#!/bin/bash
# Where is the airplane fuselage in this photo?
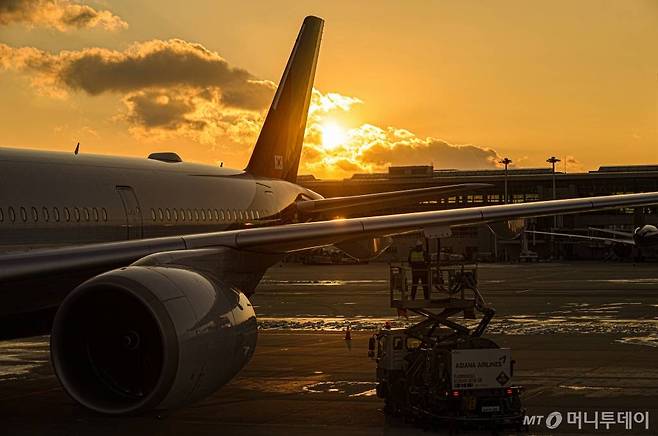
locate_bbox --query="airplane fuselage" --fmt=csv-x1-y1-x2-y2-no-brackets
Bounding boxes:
0,147,321,253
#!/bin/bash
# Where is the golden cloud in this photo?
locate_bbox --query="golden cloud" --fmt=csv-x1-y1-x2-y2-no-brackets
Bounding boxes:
299,93,504,178
0,0,127,31
0,39,276,105
1,38,523,177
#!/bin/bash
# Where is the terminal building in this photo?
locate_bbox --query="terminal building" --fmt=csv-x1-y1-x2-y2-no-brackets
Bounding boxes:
298,165,658,261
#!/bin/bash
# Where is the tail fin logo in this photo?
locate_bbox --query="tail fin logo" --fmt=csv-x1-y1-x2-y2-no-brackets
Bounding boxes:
274,155,284,170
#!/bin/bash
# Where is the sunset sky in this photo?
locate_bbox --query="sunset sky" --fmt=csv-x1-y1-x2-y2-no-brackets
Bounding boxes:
0,0,656,178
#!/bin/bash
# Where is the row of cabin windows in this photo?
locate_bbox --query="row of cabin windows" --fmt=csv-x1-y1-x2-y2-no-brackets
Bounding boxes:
0,206,108,224
419,193,543,206
150,208,266,223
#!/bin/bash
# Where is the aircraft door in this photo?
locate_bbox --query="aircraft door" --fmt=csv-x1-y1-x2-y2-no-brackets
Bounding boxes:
116,186,144,240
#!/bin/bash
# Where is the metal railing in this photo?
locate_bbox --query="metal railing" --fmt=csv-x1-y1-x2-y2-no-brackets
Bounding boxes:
389,262,479,305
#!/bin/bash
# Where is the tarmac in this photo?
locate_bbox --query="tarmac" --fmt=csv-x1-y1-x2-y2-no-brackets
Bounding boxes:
1,262,658,435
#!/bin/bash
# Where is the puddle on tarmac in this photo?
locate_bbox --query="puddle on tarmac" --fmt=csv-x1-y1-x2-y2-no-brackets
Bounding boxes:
303,381,377,397
0,338,50,380
585,278,658,285
560,385,623,392
258,315,658,341
557,384,658,397
616,336,658,347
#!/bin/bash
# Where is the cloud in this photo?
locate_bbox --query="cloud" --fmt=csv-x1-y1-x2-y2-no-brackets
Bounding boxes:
0,0,127,31
121,88,264,146
0,38,519,177
299,93,504,178
0,39,276,105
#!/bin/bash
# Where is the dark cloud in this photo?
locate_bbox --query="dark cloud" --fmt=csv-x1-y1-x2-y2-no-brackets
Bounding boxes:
121,87,264,145
0,39,276,108
0,0,127,31
123,89,204,131
361,139,501,169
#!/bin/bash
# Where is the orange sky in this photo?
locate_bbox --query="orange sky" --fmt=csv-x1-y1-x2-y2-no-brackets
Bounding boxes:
0,0,656,178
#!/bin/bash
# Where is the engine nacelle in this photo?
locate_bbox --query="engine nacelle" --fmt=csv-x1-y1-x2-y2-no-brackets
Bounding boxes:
50,266,257,415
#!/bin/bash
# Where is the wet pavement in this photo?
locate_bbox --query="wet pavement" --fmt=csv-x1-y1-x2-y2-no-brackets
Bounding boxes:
2,262,658,435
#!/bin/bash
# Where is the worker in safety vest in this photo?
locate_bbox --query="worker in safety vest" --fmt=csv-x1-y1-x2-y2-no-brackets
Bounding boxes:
408,240,429,299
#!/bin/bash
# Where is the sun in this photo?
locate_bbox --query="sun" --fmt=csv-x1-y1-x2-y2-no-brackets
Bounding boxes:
321,122,347,150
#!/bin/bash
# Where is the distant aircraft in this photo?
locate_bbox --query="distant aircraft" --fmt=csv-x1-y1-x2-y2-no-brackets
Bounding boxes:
1,16,658,415
527,225,658,258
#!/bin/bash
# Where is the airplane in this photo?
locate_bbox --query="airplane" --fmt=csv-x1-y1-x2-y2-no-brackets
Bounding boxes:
1,15,658,416
527,225,658,257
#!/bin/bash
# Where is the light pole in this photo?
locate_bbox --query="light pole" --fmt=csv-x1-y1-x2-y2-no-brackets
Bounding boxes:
546,156,561,201
547,156,561,259
499,158,512,204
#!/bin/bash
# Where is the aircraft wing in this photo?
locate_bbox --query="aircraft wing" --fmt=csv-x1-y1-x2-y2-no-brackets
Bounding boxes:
1,191,657,283
525,230,636,245
296,183,492,216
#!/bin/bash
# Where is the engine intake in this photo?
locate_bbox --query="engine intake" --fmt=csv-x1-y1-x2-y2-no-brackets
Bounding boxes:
51,265,257,415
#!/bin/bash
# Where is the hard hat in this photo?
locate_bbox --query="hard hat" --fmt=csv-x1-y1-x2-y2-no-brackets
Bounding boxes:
415,239,424,247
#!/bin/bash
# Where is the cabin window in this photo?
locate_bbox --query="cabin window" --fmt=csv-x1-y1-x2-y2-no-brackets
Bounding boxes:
93,208,99,221
200,209,206,221
9,207,15,223
20,207,27,222
83,208,90,221
173,209,178,221
74,207,80,222
53,207,59,222
151,209,156,221
158,208,163,221
194,209,199,221
213,209,219,221
187,209,192,221
256,210,260,219
64,207,70,222
102,208,108,222
0,208,3,222
207,209,212,221
42,207,49,222
165,208,171,221
180,209,185,221
30,207,38,222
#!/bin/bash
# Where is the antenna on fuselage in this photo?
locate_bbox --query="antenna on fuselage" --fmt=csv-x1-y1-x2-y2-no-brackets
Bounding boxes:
220,161,223,167
74,142,80,155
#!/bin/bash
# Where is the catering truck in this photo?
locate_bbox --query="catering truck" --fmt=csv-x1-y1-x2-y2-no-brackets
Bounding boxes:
371,328,525,427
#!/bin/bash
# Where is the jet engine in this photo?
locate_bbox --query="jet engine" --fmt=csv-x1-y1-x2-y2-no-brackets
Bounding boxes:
50,265,257,415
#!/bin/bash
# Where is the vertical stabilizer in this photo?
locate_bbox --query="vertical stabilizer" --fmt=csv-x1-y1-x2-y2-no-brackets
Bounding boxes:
245,16,324,182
